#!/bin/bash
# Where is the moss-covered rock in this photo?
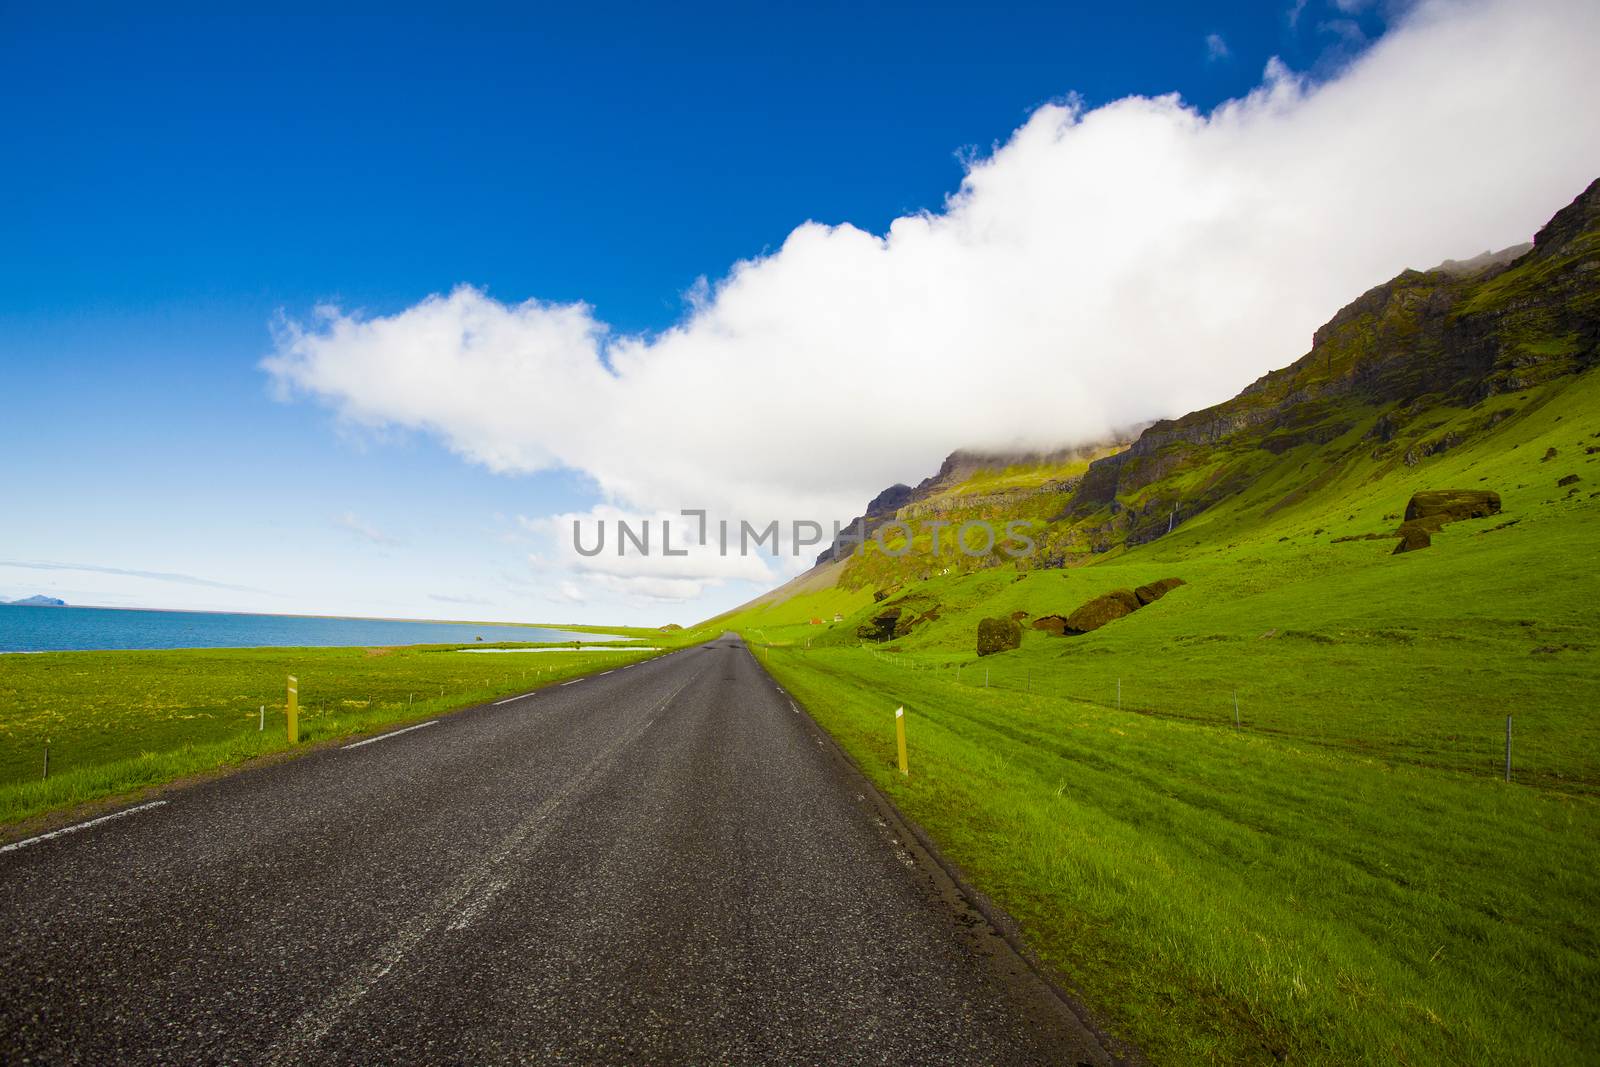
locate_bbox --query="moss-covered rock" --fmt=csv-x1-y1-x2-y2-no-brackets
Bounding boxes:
1031,614,1068,635
1064,589,1141,634
1393,523,1433,554
1134,577,1186,606
1404,490,1502,523
976,616,1022,656
856,606,902,642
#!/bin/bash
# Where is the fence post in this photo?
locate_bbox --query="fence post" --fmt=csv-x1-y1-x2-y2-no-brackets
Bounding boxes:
1234,692,1240,730
895,707,909,776
42,742,49,781
286,675,299,744
259,704,265,732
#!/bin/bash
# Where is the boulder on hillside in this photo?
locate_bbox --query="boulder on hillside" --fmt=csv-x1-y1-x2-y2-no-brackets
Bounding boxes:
1063,589,1141,634
1393,523,1432,554
1558,474,1581,486
856,606,902,642
976,616,1022,656
1134,577,1186,606
1031,614,1068,635
1403,490,1501,524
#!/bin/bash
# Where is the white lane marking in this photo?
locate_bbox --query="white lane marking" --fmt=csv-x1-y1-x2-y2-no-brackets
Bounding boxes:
0,801,168,855
560,678,584,686
493,693,536,705
599,670,614,676
342,721,438,750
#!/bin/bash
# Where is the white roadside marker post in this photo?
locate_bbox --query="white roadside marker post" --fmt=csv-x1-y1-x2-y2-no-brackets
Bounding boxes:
895,707,909,777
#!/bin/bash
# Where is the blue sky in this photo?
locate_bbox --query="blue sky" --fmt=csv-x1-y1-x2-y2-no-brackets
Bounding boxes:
3,1,1593,623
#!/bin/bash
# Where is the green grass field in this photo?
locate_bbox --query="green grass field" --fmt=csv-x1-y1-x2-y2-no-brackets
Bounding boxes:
0,629,711,828
728,370,1600,1063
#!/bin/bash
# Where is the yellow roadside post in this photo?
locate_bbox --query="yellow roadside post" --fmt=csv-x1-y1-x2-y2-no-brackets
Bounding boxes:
895,706,909,776
287,675,299,744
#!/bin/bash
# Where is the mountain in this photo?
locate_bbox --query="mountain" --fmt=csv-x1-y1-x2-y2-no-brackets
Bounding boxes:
6,595,67,607
767,175,1600,599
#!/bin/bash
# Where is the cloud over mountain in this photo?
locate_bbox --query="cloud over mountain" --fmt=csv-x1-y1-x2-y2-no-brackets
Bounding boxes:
266,0,1600,545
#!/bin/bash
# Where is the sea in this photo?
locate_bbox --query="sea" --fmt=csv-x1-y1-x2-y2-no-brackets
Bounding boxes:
0,604,605,654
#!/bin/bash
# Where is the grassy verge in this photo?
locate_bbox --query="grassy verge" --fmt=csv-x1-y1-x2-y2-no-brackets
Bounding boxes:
758,644,1597,1063
0,631,710,829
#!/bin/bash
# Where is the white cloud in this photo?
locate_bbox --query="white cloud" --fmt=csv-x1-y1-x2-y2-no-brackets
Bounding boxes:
266,0,1600,607
1206,33,1231,60
335,511,399,546
1320,17,1369,44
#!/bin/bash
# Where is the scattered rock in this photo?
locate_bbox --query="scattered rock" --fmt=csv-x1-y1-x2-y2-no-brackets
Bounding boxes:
1063,590,1141,634
1558,474,1581,486
1542,447,1558,461
1134,577,1186,606
1393,523,1432,554
1332,532,1398,543
1010,610,1029,621
1030,615,1068,635
857,606,903,642
1404,490,1502,523
976,616,1022,656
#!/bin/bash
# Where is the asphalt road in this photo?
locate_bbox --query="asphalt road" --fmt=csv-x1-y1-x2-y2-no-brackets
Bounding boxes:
0,634,1113,1065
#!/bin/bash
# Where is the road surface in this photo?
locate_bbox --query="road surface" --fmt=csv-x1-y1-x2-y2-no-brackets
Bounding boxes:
0,634,1113,1065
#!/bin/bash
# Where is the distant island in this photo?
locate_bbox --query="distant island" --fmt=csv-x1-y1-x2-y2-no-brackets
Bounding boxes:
5,595,67,607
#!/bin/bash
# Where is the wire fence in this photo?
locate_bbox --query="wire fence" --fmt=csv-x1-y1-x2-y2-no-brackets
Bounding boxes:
768,643,1594,795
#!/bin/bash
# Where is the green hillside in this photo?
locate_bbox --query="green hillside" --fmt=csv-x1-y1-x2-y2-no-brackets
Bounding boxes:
719,181,1600,1062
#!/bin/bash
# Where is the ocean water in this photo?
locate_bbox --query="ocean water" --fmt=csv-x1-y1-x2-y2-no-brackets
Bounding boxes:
0,605,607,653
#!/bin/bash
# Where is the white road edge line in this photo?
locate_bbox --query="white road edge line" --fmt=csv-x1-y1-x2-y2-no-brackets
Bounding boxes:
599,670,613,676
0,800,169,855
493,693,535,705
560,678,584,686
342,720,438,750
